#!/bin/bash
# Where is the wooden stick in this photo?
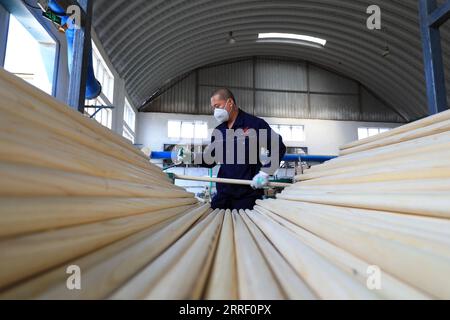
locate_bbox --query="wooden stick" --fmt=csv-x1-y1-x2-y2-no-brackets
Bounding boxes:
143,211,223,299
0,89,158,175
110,210,219,299
0,69,147,161
254,206,430,300
295,159,450,185
263,200,450,241
174,174,292,188
232,210,284,299
0,197,198,238
240,210,316,300
0,115,174,185
308,131,450,173
0,162,194,198
257,199,450,298
0,204,196,290
0,214,180,299
260,199,450,254
298,150,450,181
245,209,378,299
0,204,210,299
205,210,239,300
278,191,450,219
287,179,450,193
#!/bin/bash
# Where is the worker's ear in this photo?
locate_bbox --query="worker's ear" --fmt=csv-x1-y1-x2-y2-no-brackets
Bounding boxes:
227,98,234,110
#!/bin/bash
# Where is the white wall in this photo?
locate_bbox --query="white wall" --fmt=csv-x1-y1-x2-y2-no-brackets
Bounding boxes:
137,112,401,156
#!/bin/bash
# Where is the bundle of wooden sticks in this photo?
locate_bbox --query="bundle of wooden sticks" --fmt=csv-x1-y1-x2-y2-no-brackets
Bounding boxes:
0,68,449,299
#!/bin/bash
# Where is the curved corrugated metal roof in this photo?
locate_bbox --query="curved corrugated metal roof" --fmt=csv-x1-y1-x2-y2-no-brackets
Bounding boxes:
92,0,450,121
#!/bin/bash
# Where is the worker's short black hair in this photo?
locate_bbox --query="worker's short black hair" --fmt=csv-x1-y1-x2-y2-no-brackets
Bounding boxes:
211,87,236,104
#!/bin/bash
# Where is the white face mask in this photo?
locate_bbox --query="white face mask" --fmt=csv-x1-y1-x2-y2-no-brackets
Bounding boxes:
214,107,230,123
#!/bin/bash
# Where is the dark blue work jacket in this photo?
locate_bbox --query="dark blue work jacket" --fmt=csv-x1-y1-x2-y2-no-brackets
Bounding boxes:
206,109,286,201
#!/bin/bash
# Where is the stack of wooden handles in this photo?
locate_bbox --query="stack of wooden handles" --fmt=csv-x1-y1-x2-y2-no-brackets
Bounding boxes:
0,68,203,298
273,108,450,299
0,68,449,299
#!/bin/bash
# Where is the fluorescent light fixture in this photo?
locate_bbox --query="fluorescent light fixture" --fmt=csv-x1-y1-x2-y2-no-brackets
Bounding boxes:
258,33,327,47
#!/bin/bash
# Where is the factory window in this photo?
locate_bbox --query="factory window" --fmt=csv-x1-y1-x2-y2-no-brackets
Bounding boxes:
85,41,115,129
270,125,305,142
123,126,135,144
358,127,390,140
168,121,208,140
123,98,136,143
91,41,114,104
85,97,112,129
194,122,208,139
3,14,57,95
123,98,136,132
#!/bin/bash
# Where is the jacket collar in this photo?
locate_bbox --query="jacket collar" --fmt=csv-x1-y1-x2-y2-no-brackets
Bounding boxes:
218,108,245,130
232,108,246,129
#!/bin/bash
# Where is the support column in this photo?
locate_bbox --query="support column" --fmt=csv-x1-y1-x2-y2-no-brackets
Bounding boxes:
418,0,449,114
112,77,126,135
67,0,93,113
0,4,9,67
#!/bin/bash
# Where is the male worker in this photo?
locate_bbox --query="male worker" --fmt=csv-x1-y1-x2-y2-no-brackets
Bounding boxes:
201,88,286,210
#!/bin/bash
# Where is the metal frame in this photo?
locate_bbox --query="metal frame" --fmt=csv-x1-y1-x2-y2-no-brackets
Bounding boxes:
66,0,92,113
0,3,9,67
140,56,407,122
28,1,63,99
419,0,450,115
85,105,115,119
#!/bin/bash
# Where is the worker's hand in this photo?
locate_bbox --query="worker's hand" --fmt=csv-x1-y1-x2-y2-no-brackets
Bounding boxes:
251,171,269,189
